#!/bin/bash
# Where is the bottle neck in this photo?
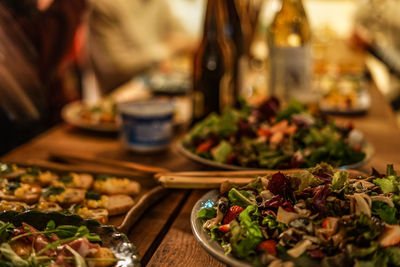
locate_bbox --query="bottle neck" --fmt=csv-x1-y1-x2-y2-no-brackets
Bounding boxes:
203,0,219,40
281,0,304,7
270,0,310,46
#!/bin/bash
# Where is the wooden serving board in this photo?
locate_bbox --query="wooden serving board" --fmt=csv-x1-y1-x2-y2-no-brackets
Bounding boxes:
3,161,168,234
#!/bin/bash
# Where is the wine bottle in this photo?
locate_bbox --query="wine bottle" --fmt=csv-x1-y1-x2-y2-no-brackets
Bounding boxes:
268,0,314,103
225,0,251,105
192,0,234,122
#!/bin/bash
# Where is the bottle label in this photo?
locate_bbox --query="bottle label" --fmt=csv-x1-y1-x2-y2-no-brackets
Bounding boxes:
237,55,249,98
269,45,316,103
193,91,205,119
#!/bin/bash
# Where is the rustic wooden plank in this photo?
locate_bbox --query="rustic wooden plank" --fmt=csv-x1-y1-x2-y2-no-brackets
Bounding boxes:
146,190,226,267
1,124,207,172
128,190,188,260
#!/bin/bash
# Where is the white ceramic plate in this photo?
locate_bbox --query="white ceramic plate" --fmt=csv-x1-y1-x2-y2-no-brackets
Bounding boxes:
319,89,371,115
61,101,119,132
191,189,252,267
177,140,374,170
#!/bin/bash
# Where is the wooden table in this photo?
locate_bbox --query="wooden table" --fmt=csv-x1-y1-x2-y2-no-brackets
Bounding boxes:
2,85,400,266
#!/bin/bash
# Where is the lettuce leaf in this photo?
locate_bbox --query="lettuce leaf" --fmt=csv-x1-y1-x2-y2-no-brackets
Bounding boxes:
240,177,265,194
374,178,397,194
211,141,232,163
198,207,217,220
231,205,263,259
228,188,255,208
290,170,322,192
373,165,400,194
219,109,239,136
330,171,349,191
276,99,305,121
371,201,397,224
261,214,286,232
188,113,219,139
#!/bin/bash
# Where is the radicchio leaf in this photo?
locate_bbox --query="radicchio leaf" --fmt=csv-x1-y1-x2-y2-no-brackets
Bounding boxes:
262,195,294,213
313,169,333,184
267,172,290,198
236,120,256,138
312,184,330,216
267,172,299,201
251,97,280,122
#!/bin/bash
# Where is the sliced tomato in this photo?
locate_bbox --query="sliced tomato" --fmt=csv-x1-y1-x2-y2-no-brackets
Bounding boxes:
223,205,244,225
218,224,230,234
196,140,214,153
284,125,298,135
257,128,271,137
257,240,277,256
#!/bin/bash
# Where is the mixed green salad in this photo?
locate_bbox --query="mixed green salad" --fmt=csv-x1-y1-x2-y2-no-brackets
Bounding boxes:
198,164,400,266
184,98,366,169
0,219,116,266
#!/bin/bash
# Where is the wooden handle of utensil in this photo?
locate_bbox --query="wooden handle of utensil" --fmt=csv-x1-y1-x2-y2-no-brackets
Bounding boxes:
155,169,367,178
50,152,170,174
155,169,304,178
156,169,367,189
157,175,255,189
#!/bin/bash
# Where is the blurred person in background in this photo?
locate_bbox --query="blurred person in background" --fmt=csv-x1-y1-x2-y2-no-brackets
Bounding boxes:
352,0,400,108
0,0,86,154
87,0,196,93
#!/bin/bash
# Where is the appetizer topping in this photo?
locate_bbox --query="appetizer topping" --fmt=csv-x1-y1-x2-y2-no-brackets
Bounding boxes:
0,163,17,175
33,202,62,212
93,177,140,195
77,207,109,224
86,195,109,209
5,181,20,193
14,184,34,198
86,191,102,201
42,186,65,197
38,171,56,185
42,187,85,206
0,201,27,212
53,173,94,189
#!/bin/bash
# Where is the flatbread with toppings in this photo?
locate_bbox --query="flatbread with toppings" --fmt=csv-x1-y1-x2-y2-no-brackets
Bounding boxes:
41,186,86,206
52,172,94,189
0,181,41,204
85,191,135,216
93,175,141,195
0,162,142,224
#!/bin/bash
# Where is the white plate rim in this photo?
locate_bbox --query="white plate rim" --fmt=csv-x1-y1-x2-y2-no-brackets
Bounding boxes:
177,139,374,171
61,101,119,132
190,189,252,267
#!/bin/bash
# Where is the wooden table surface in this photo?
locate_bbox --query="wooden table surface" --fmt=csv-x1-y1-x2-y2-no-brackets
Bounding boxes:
1,85,400,266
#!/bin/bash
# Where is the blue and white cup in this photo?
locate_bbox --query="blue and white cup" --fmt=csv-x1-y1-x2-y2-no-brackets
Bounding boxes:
118,100,174,152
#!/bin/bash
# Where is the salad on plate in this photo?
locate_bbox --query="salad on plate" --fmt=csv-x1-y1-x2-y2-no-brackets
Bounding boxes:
197,164,400,266
183,98,366,169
